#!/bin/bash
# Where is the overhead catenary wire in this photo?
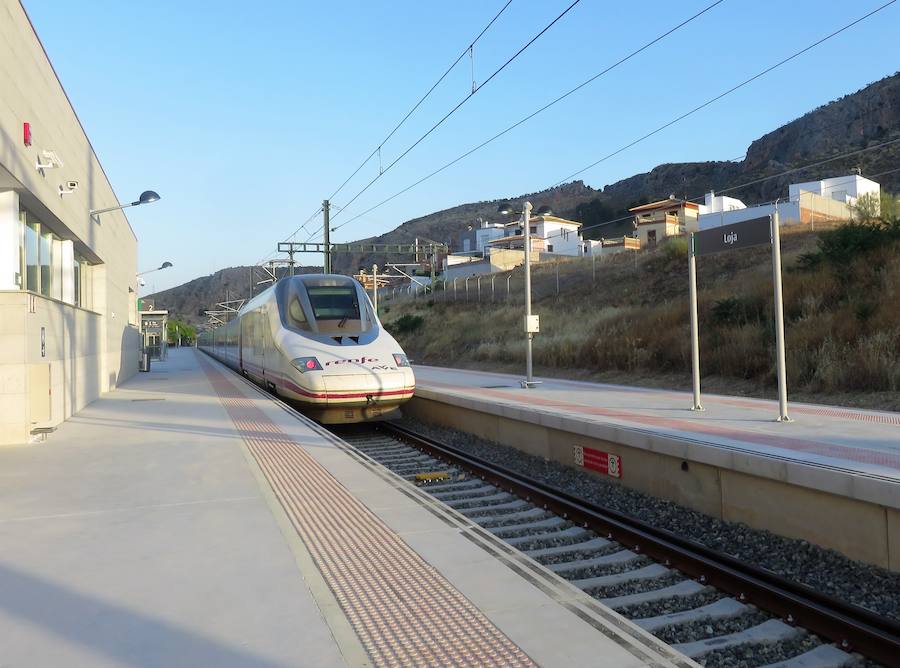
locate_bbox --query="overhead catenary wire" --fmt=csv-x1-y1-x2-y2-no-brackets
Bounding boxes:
552,0,897,187
325,0,584,229
280,204,323,247
329,0,895,234
327,0,727,235
325,0,514,205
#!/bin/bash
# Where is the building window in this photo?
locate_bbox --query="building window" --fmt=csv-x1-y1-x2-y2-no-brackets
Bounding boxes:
51,237,62,301
25,218,39,292
547,244,554,252
530,226,537,234
39,230,52,298
18,208,92,308
74,259,81,306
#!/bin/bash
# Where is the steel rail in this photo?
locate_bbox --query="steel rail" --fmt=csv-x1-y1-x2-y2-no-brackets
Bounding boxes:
379,422,900,666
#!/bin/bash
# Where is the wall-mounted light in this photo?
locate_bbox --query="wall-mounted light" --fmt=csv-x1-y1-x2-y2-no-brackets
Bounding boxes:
91,190,160,218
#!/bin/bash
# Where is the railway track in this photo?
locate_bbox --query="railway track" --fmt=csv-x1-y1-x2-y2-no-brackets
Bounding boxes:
336,422,900,668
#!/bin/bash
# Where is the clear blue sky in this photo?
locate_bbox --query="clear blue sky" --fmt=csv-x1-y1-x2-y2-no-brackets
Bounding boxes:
23,0,899,292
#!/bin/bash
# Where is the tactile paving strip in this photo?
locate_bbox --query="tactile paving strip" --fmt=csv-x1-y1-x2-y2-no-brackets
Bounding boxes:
200,358,536,668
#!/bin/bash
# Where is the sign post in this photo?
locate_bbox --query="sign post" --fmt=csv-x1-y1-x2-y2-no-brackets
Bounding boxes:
688,233,703,411
690,215,790,421
770,210,790,421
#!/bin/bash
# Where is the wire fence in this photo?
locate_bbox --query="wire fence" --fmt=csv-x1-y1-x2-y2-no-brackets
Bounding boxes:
376,216,852,308
379,246,642,306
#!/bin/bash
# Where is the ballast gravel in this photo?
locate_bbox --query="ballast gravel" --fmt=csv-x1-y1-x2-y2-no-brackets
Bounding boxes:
653,609,770,645
700,634,825,668
588,572,685,599
399,417,900,622
616,588,724,619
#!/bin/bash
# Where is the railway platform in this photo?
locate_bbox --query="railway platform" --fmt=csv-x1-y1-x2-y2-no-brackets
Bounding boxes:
409,366,900,571
0,347,693,668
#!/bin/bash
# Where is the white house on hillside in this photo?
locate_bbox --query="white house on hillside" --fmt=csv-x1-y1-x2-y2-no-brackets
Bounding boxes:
789,174,880,207
697,174,879,230
457,219,506,255
489,214,583,256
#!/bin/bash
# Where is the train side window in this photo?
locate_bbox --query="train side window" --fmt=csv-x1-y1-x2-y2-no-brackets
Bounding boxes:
288,297,310,330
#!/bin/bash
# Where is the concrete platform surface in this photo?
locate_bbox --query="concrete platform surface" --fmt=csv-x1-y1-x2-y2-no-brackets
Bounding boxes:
412,366,900,509
0,348,694,668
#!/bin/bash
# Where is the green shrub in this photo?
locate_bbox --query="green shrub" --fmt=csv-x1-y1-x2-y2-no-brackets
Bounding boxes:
803,220,900,271
855,302,876,323
662,236,689,260
710,295,765,326
388,314,425,335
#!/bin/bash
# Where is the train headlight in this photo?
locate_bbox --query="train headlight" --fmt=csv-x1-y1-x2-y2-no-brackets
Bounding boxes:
291,357,322,372
392,353,410,368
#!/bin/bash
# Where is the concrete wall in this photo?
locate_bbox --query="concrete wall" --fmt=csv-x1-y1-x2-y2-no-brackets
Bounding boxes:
698,194,851,231
0,0,139,443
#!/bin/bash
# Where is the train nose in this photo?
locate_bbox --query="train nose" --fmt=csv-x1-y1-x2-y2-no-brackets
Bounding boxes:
323,371,408,401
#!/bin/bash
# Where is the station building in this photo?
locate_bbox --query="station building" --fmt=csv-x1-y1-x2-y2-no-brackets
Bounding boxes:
0,0,140,444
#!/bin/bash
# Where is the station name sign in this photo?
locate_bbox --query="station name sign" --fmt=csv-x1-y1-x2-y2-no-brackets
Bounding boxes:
694,215,771,256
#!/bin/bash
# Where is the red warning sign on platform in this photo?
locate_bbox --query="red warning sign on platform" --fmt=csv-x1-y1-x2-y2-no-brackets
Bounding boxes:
573,445,622,479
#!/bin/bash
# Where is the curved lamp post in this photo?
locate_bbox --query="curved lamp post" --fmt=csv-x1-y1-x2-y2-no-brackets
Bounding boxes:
91,190,161,217
137,261,173,277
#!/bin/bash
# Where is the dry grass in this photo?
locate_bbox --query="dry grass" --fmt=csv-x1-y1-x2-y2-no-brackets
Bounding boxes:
382,227,900,410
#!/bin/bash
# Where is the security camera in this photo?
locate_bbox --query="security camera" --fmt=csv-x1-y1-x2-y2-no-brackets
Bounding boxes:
59,184,76,197
66,180,79,190
137,277,146,287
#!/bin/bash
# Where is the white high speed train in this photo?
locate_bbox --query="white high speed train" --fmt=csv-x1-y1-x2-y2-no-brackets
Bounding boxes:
198,274,415,423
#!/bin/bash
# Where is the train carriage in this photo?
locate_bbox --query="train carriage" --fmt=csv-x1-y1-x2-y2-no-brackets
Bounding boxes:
199,275,414,423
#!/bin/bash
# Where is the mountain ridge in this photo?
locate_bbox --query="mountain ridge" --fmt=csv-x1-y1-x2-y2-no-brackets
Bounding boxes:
148,72,900,324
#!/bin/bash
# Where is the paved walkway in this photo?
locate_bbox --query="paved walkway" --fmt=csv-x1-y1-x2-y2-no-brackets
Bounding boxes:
413,366,900,482
0,349,691,668
0,350,347,667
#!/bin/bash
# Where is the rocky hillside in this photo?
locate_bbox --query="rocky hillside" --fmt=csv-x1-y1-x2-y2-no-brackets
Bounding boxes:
340,71,899,263
153,72,899,321
333,180,601,272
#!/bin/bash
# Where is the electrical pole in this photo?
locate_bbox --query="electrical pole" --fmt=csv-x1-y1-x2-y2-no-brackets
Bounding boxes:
323,199,331,274
372,264,378,315
430,243,436,289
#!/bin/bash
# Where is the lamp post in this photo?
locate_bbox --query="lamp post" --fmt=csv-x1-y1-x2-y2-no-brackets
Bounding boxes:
137,261,173,277
90,190,161,218
498,201,540,388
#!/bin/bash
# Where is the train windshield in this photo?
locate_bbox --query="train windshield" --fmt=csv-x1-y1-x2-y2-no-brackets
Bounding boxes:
282,277,374,335
307,286,359,321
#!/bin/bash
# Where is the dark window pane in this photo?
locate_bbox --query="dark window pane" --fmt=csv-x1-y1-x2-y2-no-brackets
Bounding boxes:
40,232,51,297
307,286,359,320
25,221,39,292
